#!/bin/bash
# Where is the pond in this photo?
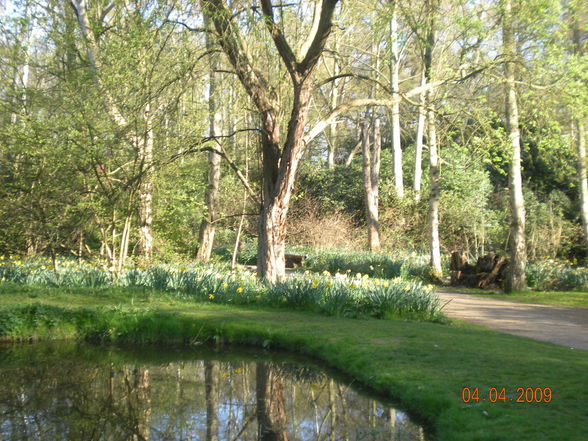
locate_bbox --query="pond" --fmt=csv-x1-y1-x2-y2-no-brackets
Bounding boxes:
0,342,427,441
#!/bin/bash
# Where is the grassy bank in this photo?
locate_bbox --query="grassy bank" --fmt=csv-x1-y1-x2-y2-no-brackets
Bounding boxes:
439,287,588,308
1,284,587,440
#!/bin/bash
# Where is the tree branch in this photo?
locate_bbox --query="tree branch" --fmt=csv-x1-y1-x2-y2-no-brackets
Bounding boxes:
260,0,298,79
298,0,339,76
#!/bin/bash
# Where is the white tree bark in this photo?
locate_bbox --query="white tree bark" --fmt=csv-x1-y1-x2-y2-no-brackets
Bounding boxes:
427,98,442,277
390,5,404,198
414,69,427,201
138,103,154,261
503,0,527,292
424,0,442,277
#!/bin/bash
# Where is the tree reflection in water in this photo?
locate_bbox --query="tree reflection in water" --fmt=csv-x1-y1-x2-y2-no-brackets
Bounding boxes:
0,344,426,441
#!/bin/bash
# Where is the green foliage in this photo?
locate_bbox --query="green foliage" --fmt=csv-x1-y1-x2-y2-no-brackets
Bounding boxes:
526,260,588,291
302,249,442,283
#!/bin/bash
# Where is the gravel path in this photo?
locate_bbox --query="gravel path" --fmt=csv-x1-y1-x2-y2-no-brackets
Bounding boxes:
435,291,588,351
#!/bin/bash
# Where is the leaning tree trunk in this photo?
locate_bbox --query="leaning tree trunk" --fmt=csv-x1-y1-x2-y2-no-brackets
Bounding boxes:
503,0,527,292
389,4,404,199
197,17,222,262
327,34,340,169
361,121,381,251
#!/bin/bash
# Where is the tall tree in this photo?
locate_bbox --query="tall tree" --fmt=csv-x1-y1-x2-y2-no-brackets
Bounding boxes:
424,0,442,277
502,0,527,291
361,120,382,250
389,1,404,198
196,14,222,262
203,0,340,282
570,0,588,246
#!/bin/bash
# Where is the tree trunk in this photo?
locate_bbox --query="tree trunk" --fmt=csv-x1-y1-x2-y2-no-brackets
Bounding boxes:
576,112,588,245
205,361,219,441
197,18,222,262
137,103,154,261
571,4,588,246
503,0,527,292
427,100,442,277
361,121,381,251
327,35,340,169
256,363,289,441
257,84,312,283
204,0,339,282
414,69,426,201
390,5,404,198
424,1,442,277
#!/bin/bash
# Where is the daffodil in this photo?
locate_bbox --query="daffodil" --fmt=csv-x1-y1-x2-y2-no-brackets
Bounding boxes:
208,294,215,300
236,287,244,293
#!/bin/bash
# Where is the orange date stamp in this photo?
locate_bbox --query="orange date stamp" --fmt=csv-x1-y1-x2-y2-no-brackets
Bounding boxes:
461,387,552,403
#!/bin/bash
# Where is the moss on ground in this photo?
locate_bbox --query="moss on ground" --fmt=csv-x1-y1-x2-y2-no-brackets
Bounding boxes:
1,284,587,441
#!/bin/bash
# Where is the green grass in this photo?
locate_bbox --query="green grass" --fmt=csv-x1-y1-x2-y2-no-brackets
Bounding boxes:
1,284,587,441
439,286,588,308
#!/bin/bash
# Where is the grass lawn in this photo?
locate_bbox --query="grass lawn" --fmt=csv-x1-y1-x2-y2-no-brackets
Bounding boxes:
1,283,587,441
437,286,588,308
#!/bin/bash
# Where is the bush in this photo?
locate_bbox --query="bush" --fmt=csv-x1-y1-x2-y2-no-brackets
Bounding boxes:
526,260,588,291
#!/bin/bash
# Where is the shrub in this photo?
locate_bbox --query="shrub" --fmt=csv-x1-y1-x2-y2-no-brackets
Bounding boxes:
526,260,588,291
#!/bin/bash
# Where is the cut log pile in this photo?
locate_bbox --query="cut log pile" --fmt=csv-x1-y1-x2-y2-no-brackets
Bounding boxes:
449,251,508,289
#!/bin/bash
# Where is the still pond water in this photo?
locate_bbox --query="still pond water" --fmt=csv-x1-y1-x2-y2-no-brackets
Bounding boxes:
0,342,426,441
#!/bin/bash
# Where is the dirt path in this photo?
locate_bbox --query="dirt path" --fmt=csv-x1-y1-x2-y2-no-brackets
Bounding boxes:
435,291,588,350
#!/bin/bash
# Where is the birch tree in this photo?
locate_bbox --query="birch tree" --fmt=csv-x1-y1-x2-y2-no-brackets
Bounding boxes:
389,2,404,198
502,0,527,291
424,0,442,277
